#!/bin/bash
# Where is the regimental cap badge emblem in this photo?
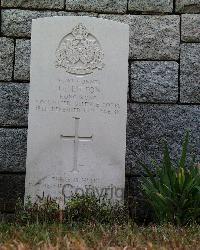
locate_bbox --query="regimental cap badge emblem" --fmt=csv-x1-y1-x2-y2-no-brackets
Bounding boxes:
55,23,105,75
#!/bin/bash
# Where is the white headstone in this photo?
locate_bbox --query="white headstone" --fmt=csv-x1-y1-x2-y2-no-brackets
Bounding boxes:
25,16,129,206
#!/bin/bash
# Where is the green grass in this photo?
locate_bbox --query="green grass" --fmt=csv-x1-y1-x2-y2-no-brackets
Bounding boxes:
0,223,199,249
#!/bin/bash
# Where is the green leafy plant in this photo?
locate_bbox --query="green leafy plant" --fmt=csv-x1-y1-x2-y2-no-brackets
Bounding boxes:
141,131,200,225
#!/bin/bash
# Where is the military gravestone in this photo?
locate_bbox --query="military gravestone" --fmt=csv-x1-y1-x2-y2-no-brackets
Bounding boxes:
25,16,129,206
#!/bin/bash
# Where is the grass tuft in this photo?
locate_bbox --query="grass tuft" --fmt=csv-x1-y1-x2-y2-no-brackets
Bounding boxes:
0,223,199,249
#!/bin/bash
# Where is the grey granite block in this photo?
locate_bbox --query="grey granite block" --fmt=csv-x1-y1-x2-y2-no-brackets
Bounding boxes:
1,0,65,9
176,0,200,13
0,38,14,81
0,129,27,172
1,9,95,39
180,44,200,103
0,213,15,222
56,11,98,17
65,0,127,14
128,0,173,13
130,61,179,103
127,176,153,222
0,83,29,126
1,9,58,37
126,103,200,175
99,15,180,60
14,39,31,81
0,174,25,213
181,14,200,42
76,12,98,17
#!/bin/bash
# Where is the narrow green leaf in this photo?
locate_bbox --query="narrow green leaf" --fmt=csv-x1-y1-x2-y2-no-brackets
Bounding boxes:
179,131,189,169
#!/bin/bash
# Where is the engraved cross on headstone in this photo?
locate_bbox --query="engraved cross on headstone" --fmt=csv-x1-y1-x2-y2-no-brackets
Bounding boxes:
60,117,93,173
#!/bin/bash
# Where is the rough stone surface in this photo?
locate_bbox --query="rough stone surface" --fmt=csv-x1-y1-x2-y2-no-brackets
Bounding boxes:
0,38,14,81
1,10,93,38
127,177,153,222
0,214,15,222
0,129,27,172
65,0,127,13
130,61,179,103
126,104,200,175
176,0,200,13
180,44,200,103
128,0,173,13
1,0,65,9
1,10,58,37
0,83,29,126
14,39,31,81
99,15,180,60
76,12,98,17
181,14,200,42
57,11,98,17
0,174,25,213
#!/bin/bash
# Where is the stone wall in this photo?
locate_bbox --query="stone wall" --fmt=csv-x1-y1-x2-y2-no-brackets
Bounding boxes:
0,0,199,218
